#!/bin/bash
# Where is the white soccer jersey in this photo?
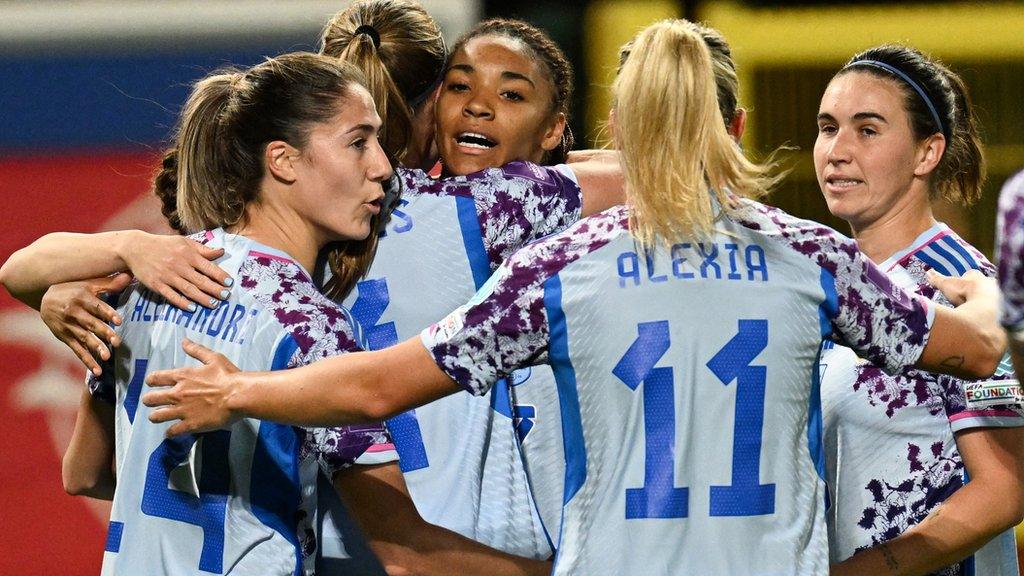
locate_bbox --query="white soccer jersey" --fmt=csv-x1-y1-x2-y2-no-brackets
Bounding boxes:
821,223,1023,576
339,162,581,558
88,229,394,576
422,201,936,575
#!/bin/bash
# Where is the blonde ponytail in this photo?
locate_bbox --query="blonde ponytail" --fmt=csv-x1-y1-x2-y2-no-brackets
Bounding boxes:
614,20,780,246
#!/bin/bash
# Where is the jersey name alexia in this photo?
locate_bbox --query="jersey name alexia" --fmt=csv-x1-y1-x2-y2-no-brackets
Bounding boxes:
617,241,769,288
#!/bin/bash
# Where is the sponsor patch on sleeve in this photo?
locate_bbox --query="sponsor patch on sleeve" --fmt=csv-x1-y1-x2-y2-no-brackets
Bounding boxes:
963,380,1024,410
427,306,467,342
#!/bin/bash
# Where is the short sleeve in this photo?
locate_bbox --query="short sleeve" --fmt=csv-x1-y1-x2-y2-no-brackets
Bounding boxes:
287,318,397,475
420,245,554,396
822,238,934,375
939,354,1024,432
86,367,115,405
309,424,397,476
997,170,1024,331
475,162,583,264
86,288,125,405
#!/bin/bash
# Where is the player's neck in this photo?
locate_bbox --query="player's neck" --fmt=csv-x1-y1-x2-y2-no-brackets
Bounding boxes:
229,204,320,274
848,197,936,265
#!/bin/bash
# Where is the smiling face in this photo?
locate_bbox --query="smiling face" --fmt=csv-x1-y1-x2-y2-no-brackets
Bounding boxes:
291,86,393,244
434,34,566,176
814,72,932,232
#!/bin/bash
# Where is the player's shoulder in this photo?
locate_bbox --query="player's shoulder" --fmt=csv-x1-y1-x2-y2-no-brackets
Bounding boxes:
397,162,575,201
237,249,361,361
726,197,858,269
897,225,990,278
506,205,628,273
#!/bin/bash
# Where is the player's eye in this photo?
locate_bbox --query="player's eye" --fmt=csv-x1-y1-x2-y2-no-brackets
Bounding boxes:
501,90,524,102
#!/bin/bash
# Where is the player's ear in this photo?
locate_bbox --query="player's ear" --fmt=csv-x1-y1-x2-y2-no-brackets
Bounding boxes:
728,109,747,143
265,140,299,183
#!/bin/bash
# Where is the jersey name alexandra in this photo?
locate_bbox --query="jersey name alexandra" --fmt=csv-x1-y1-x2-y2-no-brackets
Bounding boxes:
128,287,260,344
616,241,769,288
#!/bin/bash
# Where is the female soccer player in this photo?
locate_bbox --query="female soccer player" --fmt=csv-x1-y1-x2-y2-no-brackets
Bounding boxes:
335,18,601,559
814,46,1024,576
5,10,621,562
141,20,1006,575
75,52,396,574
14,52,555,576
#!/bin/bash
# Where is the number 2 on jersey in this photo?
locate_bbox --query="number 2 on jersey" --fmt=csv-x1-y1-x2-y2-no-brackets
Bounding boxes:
614,319,775,519
351,278,429,471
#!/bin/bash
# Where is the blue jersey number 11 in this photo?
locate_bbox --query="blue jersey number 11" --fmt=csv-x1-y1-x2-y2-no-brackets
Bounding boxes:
613,319,775,519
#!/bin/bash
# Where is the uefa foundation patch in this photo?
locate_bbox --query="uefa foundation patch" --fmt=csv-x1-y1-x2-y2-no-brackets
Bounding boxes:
963,380,1024,410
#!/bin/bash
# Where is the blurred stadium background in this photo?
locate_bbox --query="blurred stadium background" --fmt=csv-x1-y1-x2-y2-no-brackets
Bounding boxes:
1,1,1022,572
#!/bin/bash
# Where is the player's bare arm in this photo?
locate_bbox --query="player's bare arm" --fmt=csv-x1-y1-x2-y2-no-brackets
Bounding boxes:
0,229,231,311
62,388,116,500
922,269,1006,378
571,157,625,217
335,463,551,576
144,337,458,435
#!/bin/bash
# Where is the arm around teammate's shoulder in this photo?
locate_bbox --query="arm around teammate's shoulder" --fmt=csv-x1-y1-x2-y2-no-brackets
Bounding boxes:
0,229,230,312
920,270,1006,379
568,155,625,217
144,337,462,434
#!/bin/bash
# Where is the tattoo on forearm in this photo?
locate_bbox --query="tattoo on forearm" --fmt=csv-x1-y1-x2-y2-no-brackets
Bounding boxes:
940,356,965,369
879,543,900,575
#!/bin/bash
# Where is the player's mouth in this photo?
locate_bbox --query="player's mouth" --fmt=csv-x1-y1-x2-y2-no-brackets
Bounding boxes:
455,132,498,154
824,175,864,193
364,196,383,215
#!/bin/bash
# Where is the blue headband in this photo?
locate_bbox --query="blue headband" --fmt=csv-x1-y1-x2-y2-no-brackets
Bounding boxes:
844,59,949,143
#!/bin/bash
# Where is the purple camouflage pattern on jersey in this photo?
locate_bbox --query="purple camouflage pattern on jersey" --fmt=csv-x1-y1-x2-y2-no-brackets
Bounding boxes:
425,198,933,394
998,170,1024,330
830,228,1021,574
858,440,962,576
398,162,583,267
730,199,932,374
422,206,624,395
238,252,392,475
852,238,1001,420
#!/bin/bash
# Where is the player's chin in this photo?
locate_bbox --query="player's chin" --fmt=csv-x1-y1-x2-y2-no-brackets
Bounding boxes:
446,156,494,177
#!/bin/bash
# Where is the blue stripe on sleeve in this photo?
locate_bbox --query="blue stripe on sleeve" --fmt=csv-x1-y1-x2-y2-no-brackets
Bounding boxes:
271,334,301,371
817,268,839,340
543,275,586,506
927,242,968,275
455,195,492,290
